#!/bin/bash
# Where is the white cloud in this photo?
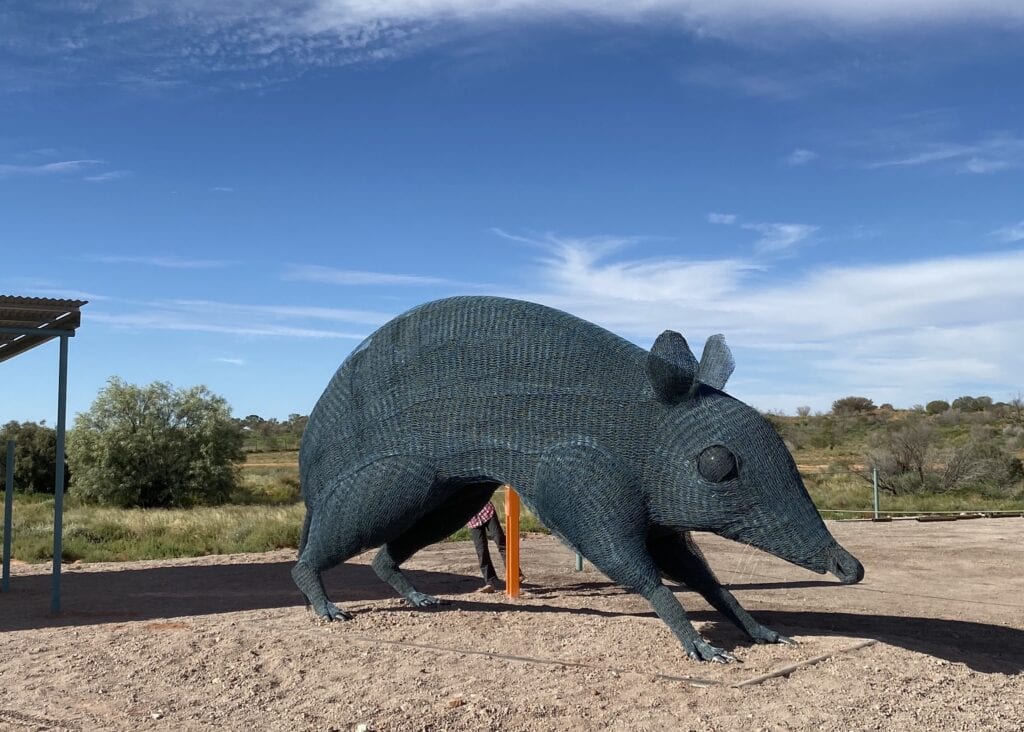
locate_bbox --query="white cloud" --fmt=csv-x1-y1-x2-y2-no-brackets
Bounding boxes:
211,186,234,193
164,299,392,325
84,170,132,183
9,1,1024,88
284,264,456,287
741,222,818,253
89,311,366,339
993,221,1024,243
867,134,1024,174
214,357,246,365
705,213,818,253
26,287,110,302
501,235,1024,412
291,1,1024,32
85,297,392,342
785,148,818,166
0,159,103,177
86,255,229,269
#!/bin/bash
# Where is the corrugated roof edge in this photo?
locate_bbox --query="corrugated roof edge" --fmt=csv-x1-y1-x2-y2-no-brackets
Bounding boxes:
0,295,89,309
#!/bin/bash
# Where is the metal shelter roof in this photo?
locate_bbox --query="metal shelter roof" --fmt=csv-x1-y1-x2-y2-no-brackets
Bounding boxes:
0,296,87,363
2,294,86,610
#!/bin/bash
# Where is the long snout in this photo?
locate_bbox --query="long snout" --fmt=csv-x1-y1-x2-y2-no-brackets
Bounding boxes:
820,541,864,584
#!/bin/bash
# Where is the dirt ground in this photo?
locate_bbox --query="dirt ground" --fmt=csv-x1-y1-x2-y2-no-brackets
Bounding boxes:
1,519,1022,731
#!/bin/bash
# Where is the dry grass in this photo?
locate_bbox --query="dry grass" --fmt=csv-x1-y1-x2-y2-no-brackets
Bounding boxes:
4,450,1017,564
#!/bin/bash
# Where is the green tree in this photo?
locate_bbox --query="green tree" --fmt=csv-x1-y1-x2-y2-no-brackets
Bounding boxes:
831,396,876,416
0,421,70,494
951,395,993,412
68,378,244,508
925,400,950,415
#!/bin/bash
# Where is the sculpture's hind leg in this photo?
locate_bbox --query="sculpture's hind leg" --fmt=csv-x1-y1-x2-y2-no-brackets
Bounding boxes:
373,481,500,607
292,456,442,621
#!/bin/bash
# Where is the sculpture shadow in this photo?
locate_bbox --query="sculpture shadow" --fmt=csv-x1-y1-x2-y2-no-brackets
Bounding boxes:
378,594,1023,675
3,564,1020,675
0,561,482,632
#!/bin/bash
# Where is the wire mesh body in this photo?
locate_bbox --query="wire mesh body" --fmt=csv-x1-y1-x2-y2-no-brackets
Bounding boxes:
294,295,864,660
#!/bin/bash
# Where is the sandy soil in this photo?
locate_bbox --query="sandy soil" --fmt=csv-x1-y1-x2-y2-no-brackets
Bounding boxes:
2,518,1022,731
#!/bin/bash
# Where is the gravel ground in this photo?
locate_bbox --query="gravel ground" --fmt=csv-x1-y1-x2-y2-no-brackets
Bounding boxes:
1,518,1022,731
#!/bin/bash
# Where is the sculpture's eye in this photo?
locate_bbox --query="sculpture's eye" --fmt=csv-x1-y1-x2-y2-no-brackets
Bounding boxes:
697,445,738,482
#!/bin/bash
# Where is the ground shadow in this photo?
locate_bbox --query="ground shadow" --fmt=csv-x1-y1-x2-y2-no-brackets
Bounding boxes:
3,563,1020,674
378,598,1023,675
0,561,482,632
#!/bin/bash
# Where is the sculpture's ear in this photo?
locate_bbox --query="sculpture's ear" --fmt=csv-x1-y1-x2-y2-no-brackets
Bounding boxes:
646,330,698,403
697,334,734,391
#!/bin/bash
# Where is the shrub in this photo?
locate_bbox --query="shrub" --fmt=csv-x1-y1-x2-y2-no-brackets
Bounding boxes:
867,420,1023,496
0,421,70,494
951,395,993,412
832,396,876,415
925,400,950,415
68,378,245,508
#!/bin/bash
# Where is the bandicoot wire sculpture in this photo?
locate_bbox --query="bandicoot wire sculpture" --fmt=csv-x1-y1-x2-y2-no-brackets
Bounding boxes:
293,296,864,662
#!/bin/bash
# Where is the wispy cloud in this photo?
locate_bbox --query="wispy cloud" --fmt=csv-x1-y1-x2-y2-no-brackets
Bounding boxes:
89,311,366,340
26,287,110,302
678,63,852,101
163,299,391,326
0,159,103,177
741,222,818,253
707,212,817,253
211,186,234,193
8,2,1024,89
214,357,246,366
993,221,1024,243
501,234,1024,411
85,297,390,341
785,148,818,166
84,170,132,183
284,264,456,287
867,133,1024,174
85,255,229,269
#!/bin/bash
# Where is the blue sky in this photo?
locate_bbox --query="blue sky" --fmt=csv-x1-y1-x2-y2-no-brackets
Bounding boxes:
3,1,1024,424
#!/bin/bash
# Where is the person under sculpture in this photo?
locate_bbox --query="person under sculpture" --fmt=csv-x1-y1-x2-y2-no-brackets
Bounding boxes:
293,296,864,662
466,500,523,593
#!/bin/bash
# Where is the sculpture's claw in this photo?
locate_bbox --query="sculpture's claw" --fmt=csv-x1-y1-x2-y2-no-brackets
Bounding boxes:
688,640,739,663
324,603,353,621
309,602,352,621
406,591,444,607
750,625,796,646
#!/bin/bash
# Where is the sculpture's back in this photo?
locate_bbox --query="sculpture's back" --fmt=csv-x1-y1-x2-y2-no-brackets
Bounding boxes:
300,295,656,503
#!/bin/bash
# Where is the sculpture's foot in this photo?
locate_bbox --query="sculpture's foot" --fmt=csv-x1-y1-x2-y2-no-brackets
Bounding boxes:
405,591,445,608
686,639,739,664
309,601,353,621
749,624,797,646
324,602,354,621
292,561,351,621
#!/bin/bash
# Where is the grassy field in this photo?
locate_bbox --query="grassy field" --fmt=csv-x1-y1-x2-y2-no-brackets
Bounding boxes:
3,449,1020,564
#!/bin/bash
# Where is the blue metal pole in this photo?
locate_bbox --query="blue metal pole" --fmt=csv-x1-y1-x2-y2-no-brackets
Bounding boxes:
3,439,14,592
51,336,69,613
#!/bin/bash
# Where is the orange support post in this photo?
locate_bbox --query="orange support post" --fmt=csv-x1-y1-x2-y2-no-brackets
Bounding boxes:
504,485,521,598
